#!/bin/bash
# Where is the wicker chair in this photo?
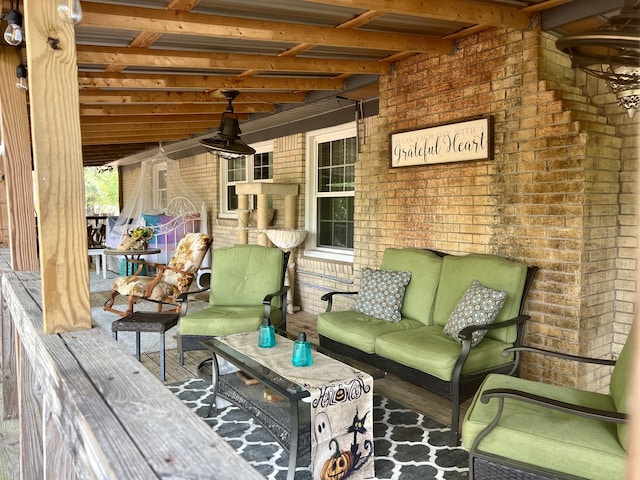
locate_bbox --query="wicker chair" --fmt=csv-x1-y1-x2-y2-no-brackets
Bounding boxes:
104,233,212,316
462,329,632,479
177,244,289,364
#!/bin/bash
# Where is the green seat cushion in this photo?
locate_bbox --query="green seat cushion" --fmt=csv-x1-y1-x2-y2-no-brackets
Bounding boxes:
317,310,423,354
375,326,513,380
433,254,528,343
380,248,443,325
462,374,625,479
180,305,283,336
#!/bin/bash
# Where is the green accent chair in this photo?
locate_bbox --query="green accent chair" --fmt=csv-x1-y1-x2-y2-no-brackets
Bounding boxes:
177,244,289,364
462,329,632,479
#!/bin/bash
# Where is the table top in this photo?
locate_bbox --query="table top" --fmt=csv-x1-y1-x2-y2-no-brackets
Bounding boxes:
201,331,384,401
103,248,161,256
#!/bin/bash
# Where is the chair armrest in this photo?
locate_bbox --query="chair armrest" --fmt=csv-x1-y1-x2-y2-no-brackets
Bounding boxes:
480,388,627,424
320,291,358,312
502,346,617,366
457,314,530,341
262,286,290,321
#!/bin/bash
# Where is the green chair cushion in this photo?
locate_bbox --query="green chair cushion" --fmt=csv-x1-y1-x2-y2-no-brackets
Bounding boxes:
433,254,528,343
180,305,283,336
210,245,284,308
317,310,424,354
462,374,625,480
380,248,443,326
375,326,513,380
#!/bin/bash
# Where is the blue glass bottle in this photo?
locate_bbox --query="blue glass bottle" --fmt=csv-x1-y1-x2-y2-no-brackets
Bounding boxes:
292,332,313,367
258,318,276,348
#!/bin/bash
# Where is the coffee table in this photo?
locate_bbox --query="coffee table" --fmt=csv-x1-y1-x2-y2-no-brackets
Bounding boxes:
200,332,384,480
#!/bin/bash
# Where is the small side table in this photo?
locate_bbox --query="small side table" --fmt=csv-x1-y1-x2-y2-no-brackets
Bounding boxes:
103,248,161,276
111,312,179,381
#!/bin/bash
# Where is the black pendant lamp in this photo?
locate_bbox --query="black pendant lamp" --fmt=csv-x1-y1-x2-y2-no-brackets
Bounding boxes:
556,0,640,118
200,90,256,158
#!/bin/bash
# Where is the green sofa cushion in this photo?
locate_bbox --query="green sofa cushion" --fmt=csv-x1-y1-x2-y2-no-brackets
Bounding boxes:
375,326,513,380
180,305,283,336
462,374,625,480
433,254,528,343
610,330,633,451
317,310,424,354
379,248,443,325
210,245,284,308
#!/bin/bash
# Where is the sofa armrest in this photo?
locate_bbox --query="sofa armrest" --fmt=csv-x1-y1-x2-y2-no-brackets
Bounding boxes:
320,291,358,312
502,346,617,366
480,388,627,424
457,314,530,342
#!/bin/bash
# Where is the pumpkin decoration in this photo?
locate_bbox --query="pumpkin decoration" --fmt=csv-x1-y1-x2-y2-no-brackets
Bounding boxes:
335,388,346,402
320,438,353,480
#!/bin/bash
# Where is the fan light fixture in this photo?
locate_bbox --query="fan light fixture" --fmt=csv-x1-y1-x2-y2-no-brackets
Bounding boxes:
199,90,256,159
556,0,640,119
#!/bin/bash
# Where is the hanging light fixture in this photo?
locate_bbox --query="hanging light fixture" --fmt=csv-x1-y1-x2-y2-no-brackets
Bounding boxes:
199,90,256,159
556,0,640,119
15,64,27,90
57,0,83,24
3,0,23,46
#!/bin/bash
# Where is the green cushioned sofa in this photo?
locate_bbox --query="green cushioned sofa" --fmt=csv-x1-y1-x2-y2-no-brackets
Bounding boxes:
462,330,632,479
317,248,537,445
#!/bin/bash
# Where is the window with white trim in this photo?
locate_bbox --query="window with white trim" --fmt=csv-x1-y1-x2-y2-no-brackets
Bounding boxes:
305,122,356,261
220,141,273,217
152,161,168,211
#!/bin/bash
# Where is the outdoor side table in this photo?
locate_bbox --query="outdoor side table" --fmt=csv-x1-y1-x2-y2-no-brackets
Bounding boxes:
111,311,179,381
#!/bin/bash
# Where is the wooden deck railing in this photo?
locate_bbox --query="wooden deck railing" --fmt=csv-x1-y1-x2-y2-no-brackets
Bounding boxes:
0,260,263,479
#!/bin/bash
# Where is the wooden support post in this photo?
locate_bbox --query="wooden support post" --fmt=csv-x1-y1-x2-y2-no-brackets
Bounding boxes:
237,194,249,244
256,193,268,246
24,0,91,332
0,46,39,271
284,195,296,230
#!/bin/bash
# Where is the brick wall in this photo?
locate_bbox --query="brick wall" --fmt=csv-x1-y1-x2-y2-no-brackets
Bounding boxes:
120,27,637,392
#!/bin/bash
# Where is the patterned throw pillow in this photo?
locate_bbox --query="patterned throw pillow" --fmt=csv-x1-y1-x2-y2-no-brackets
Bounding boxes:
352,268,412,322
443,280,507,347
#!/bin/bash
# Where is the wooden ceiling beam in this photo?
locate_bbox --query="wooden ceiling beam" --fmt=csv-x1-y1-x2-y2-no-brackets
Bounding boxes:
78,90,306,104
79,114,237,124
305,0,532,29
79,103,273,116
82,126,208,138
77,72,344,91
82,134,190,145
81,121,215,132
81,2,453,53
76,46,391,75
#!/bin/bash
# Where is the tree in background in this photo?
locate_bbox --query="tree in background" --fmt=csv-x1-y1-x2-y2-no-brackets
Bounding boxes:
84,167,119,215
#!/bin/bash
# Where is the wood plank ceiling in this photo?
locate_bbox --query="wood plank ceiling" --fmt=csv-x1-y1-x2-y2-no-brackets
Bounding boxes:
10,0,625,166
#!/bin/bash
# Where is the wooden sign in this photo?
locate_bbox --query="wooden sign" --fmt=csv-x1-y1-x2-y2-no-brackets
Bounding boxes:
390,117,492,167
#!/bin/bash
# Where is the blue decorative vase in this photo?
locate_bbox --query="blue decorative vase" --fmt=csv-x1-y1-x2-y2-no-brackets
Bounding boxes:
258,318,276,348
292,332,312,367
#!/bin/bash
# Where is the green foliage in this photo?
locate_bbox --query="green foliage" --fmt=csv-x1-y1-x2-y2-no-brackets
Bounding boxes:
84,167,119,215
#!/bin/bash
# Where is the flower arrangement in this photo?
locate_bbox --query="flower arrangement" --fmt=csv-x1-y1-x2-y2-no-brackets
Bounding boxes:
129,226,154,241
117,226,154,250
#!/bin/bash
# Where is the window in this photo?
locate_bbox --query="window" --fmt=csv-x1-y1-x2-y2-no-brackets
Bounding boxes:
220,141,273,217
152,161,168,211
306,122,356,261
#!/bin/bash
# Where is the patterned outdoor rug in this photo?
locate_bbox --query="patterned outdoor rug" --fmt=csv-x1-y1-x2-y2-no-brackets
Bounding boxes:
168,378,469,480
